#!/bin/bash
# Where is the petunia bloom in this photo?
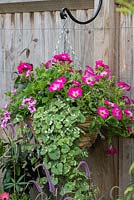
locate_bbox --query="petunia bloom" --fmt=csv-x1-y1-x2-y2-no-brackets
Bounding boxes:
105,146,118,155
55,77,67,84
68,87,82,99
17,62,33,74
122,95,131,105
117,81,131,91
72,80,82,87
84,65,95,77
97,107,109,119
82,76,95,86
45,60,51,69
0,192,10,200
95,60,109,69
124,109,133,119
52,53,73,63
104,100,118,108
112,107,122,120
48,81,64,92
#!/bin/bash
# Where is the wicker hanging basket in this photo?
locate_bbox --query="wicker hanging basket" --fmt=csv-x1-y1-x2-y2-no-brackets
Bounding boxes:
23,116,97,149
77,117,98,148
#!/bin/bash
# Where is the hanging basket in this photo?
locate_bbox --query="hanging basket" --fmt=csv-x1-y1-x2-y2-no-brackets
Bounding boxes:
77,117,98,148
24,116,98,149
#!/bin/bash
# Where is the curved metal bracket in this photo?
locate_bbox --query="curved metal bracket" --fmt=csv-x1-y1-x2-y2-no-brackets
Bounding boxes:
60,0,103,24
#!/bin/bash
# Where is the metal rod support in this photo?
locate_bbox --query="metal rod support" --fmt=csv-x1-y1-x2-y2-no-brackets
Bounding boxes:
60,0,103,24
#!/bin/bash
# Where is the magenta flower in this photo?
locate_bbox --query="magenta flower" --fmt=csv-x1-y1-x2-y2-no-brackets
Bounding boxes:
122,95,131,105
11,89,17,95
4,111,10,121
97,107,109,119
48,81,64,92
55,77,67,84
84,65,95,77
95,60,109,69
68,87,82,99
52,53,73,63
100,69,111,77
0,192,10,200
104,100,118,108
117,81,131,91
82,76,95,86
105,146,118,155
1,120,7,128
45,60,51,69
17,62,33,74
28,105,36,113
124,109,133,119
72,80,82,87
112,107,122,120
94,74,103,80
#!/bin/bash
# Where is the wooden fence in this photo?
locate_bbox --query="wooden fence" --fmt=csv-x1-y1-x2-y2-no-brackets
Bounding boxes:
0,0,134,199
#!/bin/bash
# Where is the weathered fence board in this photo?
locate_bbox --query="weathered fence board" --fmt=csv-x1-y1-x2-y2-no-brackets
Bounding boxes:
0,0,94,13
0,0,134,199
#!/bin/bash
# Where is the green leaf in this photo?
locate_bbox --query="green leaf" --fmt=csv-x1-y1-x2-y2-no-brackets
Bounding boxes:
48,148,60,160
51,163,63,175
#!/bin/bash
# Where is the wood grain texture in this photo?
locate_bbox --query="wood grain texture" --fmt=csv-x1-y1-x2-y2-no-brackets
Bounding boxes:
0,0,94,13
0,0,134,199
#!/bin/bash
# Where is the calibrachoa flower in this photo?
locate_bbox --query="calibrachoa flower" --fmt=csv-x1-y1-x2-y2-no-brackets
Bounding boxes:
97,107,109,119
105,146,118,155
17,62,33,74
117,81,131,91
100,69,111,78
68,87,82,99
112,107,122,120
0,192,10,200
22,97,36,113
11,89,17,95
48,81,64,92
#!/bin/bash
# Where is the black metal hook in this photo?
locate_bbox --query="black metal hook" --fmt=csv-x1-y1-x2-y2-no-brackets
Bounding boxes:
60,0,103,24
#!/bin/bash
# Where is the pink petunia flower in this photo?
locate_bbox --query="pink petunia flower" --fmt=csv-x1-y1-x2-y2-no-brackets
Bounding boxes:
112,107,122,120
117,81,131,91
95,60,109,69
105,146,118,155
45,60,51,69
97,107,109,119
100,69,111,77
104,100,118,108
122,95,131,105
72,80,82,87
11,89,17,95
68,87,82,99
17,62,33,74
55,77,67,84
48,81,64,92
94,74,103,80
0,192,10,200
82,76,95,86
124,109,133,119
52,53,73,63
28,104,36,113
84,65,95,77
